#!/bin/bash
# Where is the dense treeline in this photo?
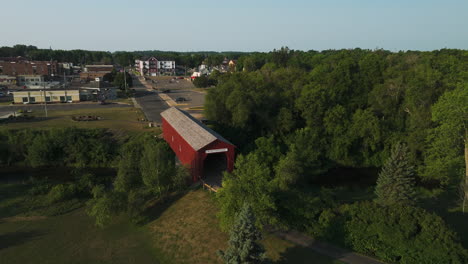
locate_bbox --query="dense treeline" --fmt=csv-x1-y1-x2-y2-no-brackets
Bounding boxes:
0,128,117,167
207,47,467,185
210,48,468,263
0,44,247,68
0,128,187,226
87,134,189,226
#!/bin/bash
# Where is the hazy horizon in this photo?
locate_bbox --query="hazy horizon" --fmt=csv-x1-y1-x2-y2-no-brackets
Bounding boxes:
1,0,467,52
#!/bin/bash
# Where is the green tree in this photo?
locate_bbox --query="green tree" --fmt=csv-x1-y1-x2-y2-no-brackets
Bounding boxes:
217,153,277,230
193,75,210,88
113,72,133,90
86,188,126,227
218,203,269,264
424,85,467,211
140,140,175,193
375,143,416,206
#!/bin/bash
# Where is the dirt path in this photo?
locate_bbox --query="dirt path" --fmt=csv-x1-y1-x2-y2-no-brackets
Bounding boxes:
273,229,385,264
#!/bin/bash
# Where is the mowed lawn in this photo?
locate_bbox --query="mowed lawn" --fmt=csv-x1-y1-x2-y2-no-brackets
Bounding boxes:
0,107,154,132
0,175,341,264
0,209,169,264
146,188,342,264
0,177,170,264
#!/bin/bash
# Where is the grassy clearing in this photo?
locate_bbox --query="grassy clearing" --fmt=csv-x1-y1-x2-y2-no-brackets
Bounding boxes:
0,209,168,264
146,188,341,264
0,169,341,264
0,174,170,264
0,107,156,132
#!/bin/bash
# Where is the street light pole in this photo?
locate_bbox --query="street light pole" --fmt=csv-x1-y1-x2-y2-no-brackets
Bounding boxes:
123,67,127,92
42,82,48,118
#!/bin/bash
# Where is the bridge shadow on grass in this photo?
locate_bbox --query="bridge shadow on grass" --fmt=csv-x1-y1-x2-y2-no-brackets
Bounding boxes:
138,191,186,225
274,245,341,264
0,230,43,250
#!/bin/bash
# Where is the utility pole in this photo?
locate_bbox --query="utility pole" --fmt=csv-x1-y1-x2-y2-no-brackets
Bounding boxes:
123,66,127,92
43,82,48,118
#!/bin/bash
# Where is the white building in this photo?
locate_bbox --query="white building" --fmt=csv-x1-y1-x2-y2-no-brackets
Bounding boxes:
135,57,175,76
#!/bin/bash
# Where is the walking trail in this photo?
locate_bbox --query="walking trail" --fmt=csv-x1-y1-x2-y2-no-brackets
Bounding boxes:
273,229,385,264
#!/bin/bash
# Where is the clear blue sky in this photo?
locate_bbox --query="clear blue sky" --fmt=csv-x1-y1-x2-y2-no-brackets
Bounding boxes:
1,0,466,52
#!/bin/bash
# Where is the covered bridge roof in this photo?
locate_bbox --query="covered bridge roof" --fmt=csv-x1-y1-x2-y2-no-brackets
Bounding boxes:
161,107,233,151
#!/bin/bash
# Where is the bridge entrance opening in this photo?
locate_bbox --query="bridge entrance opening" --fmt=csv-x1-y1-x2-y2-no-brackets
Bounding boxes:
202,152,227,189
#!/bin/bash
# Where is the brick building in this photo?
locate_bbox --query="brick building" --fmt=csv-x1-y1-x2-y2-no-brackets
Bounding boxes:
0,57,60,77
79,65,114,81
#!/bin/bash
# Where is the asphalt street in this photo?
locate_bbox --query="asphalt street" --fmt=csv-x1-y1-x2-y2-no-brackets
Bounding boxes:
132,78,168,123
0,102,131,113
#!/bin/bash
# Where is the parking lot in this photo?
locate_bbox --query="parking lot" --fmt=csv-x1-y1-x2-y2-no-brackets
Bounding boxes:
139,76,207,120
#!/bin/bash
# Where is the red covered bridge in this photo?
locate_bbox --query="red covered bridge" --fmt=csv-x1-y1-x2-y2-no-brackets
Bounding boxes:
161,107,235,187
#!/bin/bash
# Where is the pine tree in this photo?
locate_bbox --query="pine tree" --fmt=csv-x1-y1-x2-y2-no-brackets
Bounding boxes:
218,203,269,264
375,143,416,206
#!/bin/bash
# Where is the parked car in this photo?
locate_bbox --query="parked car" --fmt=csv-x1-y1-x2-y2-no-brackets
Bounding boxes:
175,97,187,103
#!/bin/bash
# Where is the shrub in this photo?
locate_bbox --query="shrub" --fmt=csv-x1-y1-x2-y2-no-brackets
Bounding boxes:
46,183,78,204
86,191,126,227
320,201,468,264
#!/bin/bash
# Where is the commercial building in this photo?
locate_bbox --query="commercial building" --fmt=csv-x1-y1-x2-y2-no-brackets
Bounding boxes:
0,75,17,85
79,65,114,81
12,89,80,104
17,75,45,86
11,79,117,104
0,57,60,77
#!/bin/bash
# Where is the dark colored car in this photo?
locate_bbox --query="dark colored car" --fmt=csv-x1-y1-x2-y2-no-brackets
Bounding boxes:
175,97,186,102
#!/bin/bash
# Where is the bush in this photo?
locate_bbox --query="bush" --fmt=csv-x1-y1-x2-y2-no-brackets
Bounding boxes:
46,183,78,204
320,201,468,263
86,191,126,227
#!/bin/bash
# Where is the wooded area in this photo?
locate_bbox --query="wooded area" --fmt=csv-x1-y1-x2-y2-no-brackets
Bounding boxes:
208,48,468,263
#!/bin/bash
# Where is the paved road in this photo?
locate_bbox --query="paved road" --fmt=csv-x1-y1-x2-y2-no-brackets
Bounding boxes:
132,78,168,123
0,103,131,113
166,89,205,109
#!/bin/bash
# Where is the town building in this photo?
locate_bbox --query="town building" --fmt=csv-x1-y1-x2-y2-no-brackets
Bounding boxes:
0,75,17,85
135,57,158,76
79,65,114,81
158,60,176,75
12,89,80,104
12,78,117,104
161,107,235,185
17,75,45,86
135,57,176,76
0,57,60,77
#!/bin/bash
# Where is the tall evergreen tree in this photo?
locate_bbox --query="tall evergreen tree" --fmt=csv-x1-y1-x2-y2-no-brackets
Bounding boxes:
218,203,269,264
375,143,416,206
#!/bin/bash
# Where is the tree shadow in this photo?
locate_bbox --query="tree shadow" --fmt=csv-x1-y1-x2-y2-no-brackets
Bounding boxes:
0,230,43,250
274,245,341,264
138,191,187,225
443,210,468,248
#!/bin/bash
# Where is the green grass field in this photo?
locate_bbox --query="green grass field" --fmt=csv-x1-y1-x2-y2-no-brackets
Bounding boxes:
0,173,341,264
145,188,342,264
0,107,156,132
